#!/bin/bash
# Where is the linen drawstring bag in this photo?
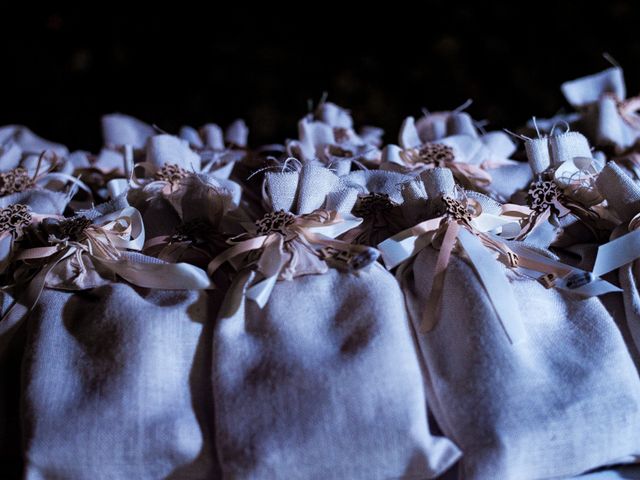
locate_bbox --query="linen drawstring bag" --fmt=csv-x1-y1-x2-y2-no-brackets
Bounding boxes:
0,197,217,479
383,111,532,202
338,169,413,246
115,133,242,243
209,163,461,479
0,185,78,476
286,102,383,174
561,66,640,153
513,129,618,252
179,119,249,181
379,166,640,479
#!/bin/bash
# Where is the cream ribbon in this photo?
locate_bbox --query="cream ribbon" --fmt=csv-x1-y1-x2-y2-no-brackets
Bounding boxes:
378,200,618,343
1,206,211,333
593,212,640,277
208,210,368,309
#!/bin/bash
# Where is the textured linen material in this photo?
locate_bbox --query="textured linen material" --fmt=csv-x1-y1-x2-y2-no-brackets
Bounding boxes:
392,167,640,478
213,265,461,480
561,68,640,150
101,113,155,149
316,102,354,129
213,163,460,478
597,163,640,224
439,134,531,200
561,67,626,107
597,162,640,365
145,134,202,171
445,112,479,138
0,292,23,479
0,125,69,157
265,163,356,215
342,169,412,204
484,162,532,202
397,116,529,200
549,131,593,166
180,125,207,149
525,137,551,174
21,285,220,480
0,189,69,215
225,119,249,148
202,124,224,149
399,249,640,479
480,131,517,159
0,184,75,478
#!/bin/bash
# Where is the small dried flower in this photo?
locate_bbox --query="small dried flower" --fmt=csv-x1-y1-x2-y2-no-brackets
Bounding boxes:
0,204,32,237
55,216,93,242
353,193,398,218
527,180,562,213
155,164,189,184
442,196,473,224
401,143,454,167
0,168,36,197
255,210,296,236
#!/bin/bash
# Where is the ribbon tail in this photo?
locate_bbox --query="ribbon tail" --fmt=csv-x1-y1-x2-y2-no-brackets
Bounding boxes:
207,235,268,276
246,274,280,308
377,217,443,270
218,270,255,320
95,256,212,290
593,229,640,277
249,235,288,308
421,221,460,333
457,228,527,344
305,213,363,238
0,251,70,354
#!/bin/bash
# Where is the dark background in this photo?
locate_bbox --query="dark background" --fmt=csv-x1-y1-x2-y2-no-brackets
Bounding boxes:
1,2,639,152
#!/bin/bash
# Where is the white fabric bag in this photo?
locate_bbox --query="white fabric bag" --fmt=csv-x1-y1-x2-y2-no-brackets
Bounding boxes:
210,163,460,479
381,167,640,479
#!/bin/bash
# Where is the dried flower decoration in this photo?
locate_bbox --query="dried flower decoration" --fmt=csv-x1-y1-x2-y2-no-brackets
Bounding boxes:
353,193,398,218
154,164,189,185
255,210,297,237
55,216,93,242
401,143,454,167
0,204,32,237
527,180,563,214
318,245,379,271
0,167,36,197
442,196,473,224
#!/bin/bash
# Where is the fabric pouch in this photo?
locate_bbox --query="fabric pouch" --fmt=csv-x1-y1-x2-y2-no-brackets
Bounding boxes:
379,167,640,479
210,163,460,479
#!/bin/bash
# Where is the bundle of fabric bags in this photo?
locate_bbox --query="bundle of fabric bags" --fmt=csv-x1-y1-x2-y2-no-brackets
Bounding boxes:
3,65,640,479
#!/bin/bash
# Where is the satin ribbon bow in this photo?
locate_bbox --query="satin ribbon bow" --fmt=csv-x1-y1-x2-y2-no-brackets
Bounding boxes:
0,203,62,272
208,209,377,308
378,196,616,343
1,206,211,330
518,170,614,242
